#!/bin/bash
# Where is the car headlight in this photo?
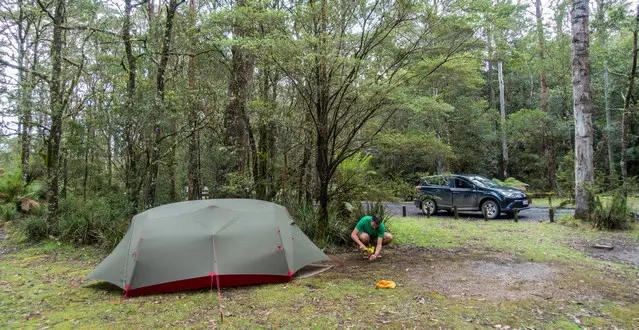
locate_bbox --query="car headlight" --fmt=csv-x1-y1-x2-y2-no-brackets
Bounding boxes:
504,192,524,199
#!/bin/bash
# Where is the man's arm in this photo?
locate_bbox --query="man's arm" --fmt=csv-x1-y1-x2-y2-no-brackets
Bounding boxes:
351,228,366,250
369,237,384,260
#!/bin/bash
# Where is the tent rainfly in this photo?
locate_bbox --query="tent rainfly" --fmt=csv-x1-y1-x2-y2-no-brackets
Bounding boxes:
85,199,331,297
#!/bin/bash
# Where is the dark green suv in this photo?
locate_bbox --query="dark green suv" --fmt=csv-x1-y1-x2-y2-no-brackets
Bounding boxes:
413,174,530,219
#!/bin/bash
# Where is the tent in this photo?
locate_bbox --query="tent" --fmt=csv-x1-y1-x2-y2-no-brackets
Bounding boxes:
85,199,331,297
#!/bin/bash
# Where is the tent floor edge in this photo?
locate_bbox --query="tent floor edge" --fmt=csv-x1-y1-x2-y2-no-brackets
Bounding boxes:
125,274,291,297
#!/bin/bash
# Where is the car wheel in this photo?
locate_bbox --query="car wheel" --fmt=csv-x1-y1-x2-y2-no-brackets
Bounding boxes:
481,200,500,219
421,199,437,215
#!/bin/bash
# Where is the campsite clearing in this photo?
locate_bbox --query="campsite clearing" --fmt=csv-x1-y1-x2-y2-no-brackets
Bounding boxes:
1,217,638,329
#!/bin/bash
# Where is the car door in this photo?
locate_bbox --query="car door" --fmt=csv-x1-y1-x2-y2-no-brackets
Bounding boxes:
450,177,477,210
417,176,451,208
424,176,451,209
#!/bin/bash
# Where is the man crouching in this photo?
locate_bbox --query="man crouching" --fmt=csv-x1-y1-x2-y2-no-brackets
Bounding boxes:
350,214,393,261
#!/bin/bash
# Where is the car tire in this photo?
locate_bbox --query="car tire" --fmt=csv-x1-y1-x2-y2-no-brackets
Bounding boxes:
481,199,500,219
421,199,437,216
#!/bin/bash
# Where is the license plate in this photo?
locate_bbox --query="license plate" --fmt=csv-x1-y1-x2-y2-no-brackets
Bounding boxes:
523,200,529,206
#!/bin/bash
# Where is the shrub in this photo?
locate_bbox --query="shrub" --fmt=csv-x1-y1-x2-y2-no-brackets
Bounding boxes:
0,203,18,222
0,168,43,216
56,195,129,249
589,191,634,230
556,151,575,198
492,177,530,191
344,200,392,233
284,199,390,247
14,215,49,242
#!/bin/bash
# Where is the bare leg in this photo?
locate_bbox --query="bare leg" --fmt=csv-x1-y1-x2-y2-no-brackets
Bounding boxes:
358,232,371,245
382,232,393,245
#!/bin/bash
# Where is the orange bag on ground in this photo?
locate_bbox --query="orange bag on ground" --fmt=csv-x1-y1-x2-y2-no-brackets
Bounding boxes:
376,280,396,289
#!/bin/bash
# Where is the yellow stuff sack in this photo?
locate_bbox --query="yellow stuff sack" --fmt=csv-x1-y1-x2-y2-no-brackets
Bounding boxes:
375,280,396,289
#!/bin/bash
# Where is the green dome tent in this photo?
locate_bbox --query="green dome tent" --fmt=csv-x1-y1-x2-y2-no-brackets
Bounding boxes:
86,199,331,297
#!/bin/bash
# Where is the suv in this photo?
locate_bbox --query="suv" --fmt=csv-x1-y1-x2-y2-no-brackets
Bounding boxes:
413,174,530,219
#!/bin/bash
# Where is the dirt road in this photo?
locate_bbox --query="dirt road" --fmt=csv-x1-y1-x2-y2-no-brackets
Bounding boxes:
383,202,573,222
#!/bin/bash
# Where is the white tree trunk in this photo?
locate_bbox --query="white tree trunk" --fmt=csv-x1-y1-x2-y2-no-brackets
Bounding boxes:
498,59,508,179
571,0,594,219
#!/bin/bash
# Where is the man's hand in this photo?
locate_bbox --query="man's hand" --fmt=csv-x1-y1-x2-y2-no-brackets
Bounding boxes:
369,254,378,261
359,244,367,251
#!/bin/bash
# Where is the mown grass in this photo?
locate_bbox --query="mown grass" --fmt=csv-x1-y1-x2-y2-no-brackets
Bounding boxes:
1,218,638,329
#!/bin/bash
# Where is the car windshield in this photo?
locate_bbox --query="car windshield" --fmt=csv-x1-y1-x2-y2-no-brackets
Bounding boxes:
468,176,503,188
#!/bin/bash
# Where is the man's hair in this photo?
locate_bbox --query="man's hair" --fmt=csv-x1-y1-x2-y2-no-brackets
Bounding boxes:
371,214,382,224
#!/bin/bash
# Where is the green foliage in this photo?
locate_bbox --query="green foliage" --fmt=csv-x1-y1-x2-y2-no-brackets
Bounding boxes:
556,151,575,198
336,153,375,202
0,202,19,222
344,201,389,227
219,172,253,198
589,190,635,231
285,199,391,247
0,168,43,219
285,200,354,247
0,169,24,202
56,196,129,249
505,109,569,190
492,177,530,190
14,215,49,242
336,154,415,202
373,131,453,181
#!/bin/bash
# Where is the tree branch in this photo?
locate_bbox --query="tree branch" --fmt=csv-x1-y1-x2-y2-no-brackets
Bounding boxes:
0,58,50,82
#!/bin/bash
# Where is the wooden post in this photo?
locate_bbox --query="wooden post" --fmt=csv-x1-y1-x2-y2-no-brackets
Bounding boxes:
453,206,459,219
514,209,519,222
483,207,488,221
402,205,406,217
549,208,554,223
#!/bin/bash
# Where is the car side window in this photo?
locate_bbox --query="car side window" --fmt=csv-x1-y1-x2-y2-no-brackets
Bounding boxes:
455,178,473,189
427,176,447,187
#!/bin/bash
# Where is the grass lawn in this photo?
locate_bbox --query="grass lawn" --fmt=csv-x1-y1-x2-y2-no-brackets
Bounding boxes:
531,196,639,211
1,218,638,329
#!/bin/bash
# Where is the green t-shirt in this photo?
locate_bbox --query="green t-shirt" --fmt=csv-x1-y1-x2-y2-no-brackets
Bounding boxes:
355,216,385,238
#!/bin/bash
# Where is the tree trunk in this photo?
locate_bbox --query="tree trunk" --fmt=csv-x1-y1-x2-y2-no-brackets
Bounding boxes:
17,0,31,183
536,0,556,189
224,0,255,175
147,0,180,208
61,147,68,199
314,0,330,241
223,51,254,170
186,0,201,200
83,121,91,201
597,0,616,183
46,0,66,224
571,0,594,219
255,67,276,201
536,0,549,114
123,0,140,213
106,105,113,187
487,29,496,110
498,59,508,179
620,4,639,187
